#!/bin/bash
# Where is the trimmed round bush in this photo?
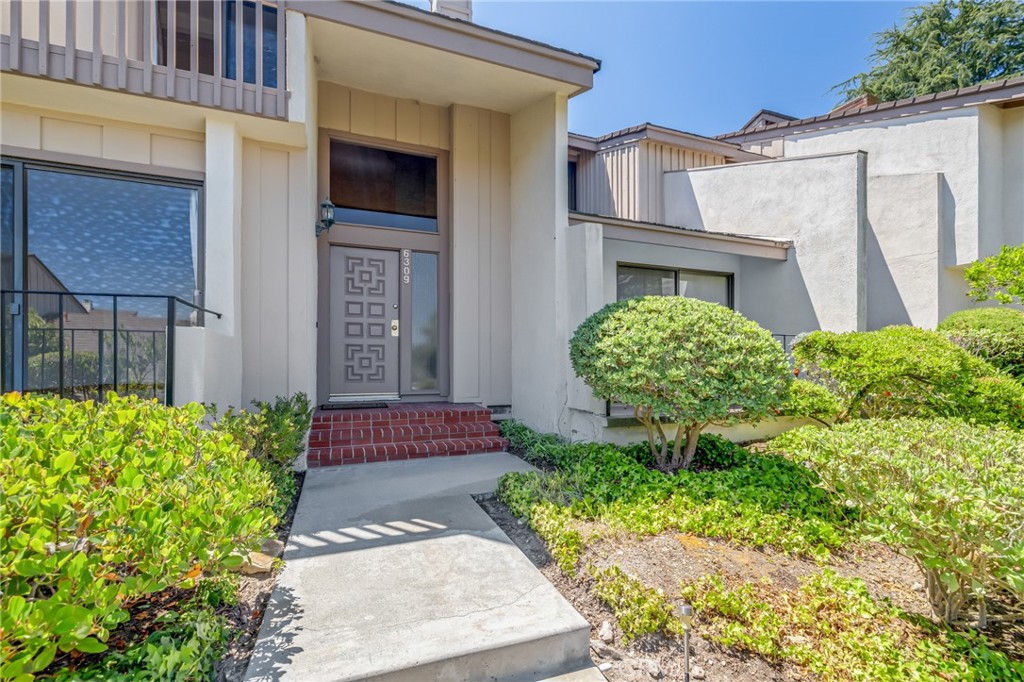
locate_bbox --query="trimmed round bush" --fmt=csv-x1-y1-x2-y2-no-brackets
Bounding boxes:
569,296,789,471
938,307,1024,379
0,393,277,680
772,418,1024,626
792,325,1024,426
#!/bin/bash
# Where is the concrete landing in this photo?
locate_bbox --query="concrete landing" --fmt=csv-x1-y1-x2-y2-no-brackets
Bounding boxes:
244,453,595,682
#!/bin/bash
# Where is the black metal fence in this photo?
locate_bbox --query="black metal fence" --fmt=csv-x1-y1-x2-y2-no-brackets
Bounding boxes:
1,290,221,405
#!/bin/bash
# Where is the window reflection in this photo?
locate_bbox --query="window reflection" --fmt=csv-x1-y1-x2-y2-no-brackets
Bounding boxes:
411,252,438,390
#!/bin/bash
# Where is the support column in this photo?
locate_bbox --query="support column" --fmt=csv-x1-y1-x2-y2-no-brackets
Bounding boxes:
509,93,569,434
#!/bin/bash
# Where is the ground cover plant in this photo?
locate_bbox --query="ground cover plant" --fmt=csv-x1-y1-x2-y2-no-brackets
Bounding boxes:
569,297,790,471
0,392,312,681
792,326,1024,428
495,421,1024,681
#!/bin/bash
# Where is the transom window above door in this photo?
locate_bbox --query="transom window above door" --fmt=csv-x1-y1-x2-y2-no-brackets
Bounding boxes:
330,141,438,233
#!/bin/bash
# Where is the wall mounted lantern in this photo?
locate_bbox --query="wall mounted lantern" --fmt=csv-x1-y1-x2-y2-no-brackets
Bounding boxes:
315,197,336,236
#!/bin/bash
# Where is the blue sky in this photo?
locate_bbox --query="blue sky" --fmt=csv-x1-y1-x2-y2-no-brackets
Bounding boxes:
471,1,917,137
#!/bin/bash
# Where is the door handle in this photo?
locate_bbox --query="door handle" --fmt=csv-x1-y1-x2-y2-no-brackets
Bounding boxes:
390,319,399,337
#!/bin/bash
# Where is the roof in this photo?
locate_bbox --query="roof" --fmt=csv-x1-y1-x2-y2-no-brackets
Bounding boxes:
569,123,764,162
382,0,601,72
569,211,792,261
718,75,1024,142
737,108,798,132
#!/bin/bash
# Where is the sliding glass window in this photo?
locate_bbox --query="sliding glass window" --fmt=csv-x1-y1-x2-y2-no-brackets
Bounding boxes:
616,264,732,308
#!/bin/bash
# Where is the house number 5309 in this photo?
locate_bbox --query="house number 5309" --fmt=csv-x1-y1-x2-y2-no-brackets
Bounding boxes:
401,249,411,284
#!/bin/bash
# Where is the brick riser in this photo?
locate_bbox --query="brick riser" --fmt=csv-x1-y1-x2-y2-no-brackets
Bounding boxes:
307,403,507,468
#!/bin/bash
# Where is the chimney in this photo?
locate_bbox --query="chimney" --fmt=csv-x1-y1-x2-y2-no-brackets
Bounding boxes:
831,93,880,115
430,0,472,22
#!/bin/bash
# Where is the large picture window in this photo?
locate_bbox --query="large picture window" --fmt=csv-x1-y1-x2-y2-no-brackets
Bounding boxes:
330,141,439,233
616,264,732,308
1,158,203,398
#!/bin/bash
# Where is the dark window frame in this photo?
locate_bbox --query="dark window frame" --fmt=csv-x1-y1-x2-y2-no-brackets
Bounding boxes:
616,262,735,309
567,160,578,211
0,155,206,311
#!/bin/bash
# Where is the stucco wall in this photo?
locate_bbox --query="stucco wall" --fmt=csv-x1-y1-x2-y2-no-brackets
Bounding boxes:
1002,107,1024,249
780,108,988,266
665,151,867,335
509,93,570,434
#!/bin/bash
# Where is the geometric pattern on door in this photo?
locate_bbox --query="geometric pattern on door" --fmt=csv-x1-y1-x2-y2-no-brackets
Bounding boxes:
343,343,386,382
330,246,399,397
344,256,387,296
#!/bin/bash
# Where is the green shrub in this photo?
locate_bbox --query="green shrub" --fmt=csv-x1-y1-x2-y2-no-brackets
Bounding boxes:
771,418,1024,626
939,307,1024,379
498,420,569,468
620,432,750,471
777,378,843,425
793,326,1024,426
569,297,790,470
212,393,312,518
54,603,230,682
964,243,1024,306
0,393,276,681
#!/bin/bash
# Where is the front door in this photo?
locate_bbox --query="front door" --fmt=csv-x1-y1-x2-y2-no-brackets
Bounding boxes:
330,246,400,398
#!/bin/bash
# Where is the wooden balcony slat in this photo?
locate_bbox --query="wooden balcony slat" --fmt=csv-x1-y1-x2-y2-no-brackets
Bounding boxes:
254,0,263,114
213,0,223,106
38,0,49,76
10,0,21,70
91,0,102,83
117,0,127,89
234,0,243,109
142,0,153,93
190,0,198,101
167,0,176,97
276,0,285,114
64,0,76,80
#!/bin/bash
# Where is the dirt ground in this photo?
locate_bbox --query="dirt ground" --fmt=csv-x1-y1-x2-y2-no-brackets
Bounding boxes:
478,495,808,682
217,471,305,682
478,494,1022,682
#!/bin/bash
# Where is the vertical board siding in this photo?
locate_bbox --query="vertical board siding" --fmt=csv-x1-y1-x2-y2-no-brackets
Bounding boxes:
450,104,512,405
574,140,728,222
318,82,451,151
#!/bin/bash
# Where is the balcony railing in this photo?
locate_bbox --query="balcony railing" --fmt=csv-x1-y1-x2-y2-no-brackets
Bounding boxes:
1,0,285,118
1,289,222,405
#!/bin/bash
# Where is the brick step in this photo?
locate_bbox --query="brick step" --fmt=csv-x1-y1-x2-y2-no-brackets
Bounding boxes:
310,421,500,447
312,407,494,427
308,436,508,467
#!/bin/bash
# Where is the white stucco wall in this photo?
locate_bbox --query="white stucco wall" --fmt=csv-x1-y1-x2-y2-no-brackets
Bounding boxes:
664,152,867,335
509,93,570,434
780,108,992,266
1002,107,1024,249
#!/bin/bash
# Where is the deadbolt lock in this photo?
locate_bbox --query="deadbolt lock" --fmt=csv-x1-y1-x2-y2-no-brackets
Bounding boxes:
390,319,399,337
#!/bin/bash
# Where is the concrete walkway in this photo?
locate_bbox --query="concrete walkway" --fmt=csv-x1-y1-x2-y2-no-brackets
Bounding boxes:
244,453,600,682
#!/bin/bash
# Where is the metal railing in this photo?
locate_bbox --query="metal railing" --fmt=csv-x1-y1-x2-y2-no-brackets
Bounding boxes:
1,0,286,118
1,289,221,405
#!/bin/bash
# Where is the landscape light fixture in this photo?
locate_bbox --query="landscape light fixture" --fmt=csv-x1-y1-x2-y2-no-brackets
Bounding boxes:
315,196,336,236
678,603,694,682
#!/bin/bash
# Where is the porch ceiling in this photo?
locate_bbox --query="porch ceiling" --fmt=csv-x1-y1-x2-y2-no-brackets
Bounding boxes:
308,18,587,113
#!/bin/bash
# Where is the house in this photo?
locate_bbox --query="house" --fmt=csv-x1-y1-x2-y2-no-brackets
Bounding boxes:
2,1,1021,459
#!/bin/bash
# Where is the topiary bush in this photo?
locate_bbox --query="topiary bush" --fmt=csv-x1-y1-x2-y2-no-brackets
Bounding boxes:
938,307,1024,380
792,326,1024,426
771,418,1024,627
569,297,790,471
777,378,844,425
0,393,277,681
